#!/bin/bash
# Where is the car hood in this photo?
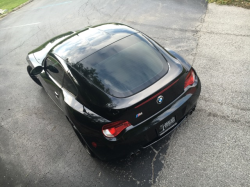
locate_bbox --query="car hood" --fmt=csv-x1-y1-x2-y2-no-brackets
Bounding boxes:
28,31,74,64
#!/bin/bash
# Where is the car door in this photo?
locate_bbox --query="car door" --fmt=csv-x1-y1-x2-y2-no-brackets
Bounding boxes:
39,55,64,110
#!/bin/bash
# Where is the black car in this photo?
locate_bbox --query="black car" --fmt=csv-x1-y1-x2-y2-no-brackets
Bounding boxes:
27,23,201,160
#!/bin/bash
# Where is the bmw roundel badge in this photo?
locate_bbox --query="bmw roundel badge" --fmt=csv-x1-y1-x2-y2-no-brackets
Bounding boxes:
157,95,164,104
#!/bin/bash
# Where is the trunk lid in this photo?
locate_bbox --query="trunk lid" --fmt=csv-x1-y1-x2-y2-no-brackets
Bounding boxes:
117,63,186,125
93,59,187,126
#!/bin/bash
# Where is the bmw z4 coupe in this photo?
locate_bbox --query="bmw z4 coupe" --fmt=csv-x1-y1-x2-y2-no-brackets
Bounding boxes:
26,23,201,160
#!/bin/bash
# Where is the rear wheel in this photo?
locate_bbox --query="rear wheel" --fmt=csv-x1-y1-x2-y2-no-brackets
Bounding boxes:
66,117,95,157
73,126,95,157
83,141,94,157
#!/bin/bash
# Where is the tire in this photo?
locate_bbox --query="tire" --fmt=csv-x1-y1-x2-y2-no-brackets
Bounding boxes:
73,126,95,157
66,117,95,158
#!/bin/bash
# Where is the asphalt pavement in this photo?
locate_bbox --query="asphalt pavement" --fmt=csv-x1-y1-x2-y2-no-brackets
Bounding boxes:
154,4,250,186
1,0,249,186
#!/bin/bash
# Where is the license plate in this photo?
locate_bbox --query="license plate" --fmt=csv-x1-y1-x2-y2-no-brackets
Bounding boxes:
158,117,176,136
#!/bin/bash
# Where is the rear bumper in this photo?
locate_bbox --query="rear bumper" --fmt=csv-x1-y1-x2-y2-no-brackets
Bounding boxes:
85,76,201,160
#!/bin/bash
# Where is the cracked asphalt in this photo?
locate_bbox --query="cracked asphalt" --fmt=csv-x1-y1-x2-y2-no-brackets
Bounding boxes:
0,0,249,186
154,4,250,187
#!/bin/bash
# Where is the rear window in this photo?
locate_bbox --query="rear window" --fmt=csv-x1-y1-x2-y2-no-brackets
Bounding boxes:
72,34,169,97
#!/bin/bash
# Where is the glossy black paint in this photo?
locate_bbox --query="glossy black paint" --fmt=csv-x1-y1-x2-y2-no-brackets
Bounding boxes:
71,33,170,98
26,23,201,160
53,24,138,64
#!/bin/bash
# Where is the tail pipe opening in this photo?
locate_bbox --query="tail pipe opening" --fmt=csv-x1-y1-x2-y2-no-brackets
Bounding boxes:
130,149,141,158
189,106,196,115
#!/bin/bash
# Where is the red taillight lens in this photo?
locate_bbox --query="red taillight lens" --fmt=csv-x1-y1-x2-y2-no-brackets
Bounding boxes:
102,120,131,138
184,69,195,89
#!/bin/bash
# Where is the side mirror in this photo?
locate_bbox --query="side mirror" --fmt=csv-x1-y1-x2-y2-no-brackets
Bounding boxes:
47,65,59,73
30,66,44,76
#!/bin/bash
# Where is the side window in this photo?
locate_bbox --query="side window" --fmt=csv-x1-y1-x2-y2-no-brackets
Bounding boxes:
46,57,64,85
63,74,78,96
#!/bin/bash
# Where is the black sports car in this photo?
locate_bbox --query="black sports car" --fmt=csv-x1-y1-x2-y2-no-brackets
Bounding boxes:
27,23,201,160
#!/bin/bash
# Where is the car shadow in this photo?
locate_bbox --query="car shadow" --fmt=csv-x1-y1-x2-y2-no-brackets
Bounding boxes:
90,133,172,186
32,88,174,186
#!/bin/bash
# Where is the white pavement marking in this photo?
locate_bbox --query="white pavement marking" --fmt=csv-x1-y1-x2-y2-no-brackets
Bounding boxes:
0,22,40,30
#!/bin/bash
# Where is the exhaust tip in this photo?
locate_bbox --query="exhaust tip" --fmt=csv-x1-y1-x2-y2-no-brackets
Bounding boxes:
135,150,141,156
189,107,196,115
130,152,135,158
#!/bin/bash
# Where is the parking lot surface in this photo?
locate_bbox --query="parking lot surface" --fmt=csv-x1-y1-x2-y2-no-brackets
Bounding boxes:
154,3,250,186
1,0,249,186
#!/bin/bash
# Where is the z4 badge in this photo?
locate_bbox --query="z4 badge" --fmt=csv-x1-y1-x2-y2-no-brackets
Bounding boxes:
136,112,143,118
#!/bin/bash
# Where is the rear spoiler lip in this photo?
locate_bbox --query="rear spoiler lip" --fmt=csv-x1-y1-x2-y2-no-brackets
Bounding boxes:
134,78,179,109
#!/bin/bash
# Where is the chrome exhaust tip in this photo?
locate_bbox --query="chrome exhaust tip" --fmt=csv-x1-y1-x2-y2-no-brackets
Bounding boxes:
135,149,141,156
189,107,196,115
130,152,135,158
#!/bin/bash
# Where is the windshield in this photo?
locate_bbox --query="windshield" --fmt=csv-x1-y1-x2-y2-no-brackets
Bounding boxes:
72,34,169,97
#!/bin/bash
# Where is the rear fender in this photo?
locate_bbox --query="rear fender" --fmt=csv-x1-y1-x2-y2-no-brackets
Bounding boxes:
165,48,191,71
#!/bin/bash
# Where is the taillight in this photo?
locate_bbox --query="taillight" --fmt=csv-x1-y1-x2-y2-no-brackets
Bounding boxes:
102,120,131,138
184,69,195,89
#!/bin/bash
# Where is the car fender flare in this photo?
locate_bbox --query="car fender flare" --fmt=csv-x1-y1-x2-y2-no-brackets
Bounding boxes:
165,48,192,71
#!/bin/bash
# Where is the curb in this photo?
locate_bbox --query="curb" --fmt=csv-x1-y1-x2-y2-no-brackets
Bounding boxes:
0,0,33,20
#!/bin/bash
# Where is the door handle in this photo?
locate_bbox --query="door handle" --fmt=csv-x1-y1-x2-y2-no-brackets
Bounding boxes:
54,91,59,99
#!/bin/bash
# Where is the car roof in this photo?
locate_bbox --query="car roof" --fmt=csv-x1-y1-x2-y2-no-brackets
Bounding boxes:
52,23,139,65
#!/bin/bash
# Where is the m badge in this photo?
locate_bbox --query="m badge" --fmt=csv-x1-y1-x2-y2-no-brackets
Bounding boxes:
136,112,143,118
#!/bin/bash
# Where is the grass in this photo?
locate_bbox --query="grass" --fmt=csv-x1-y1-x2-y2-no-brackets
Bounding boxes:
0,0,29,12
208,0,250,9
